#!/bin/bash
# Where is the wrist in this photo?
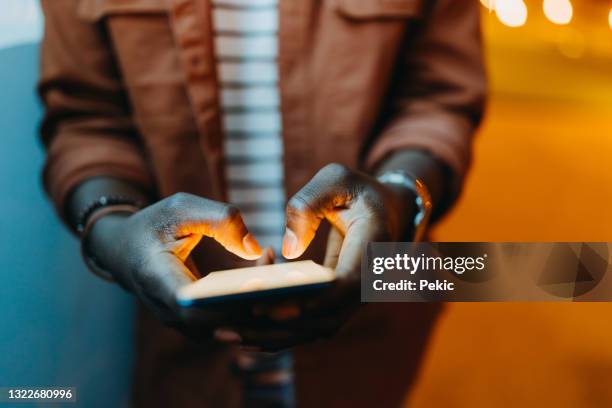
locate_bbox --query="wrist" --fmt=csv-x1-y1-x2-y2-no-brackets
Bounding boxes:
385,181,418,228
81,208,135,282
373,150,446,217
377,170,432,241
87,211,131,244
67,177,150,234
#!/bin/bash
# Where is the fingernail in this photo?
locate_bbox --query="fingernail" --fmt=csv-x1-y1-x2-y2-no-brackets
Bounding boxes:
214,329,242,343
282,228,299,259
242,233,262,259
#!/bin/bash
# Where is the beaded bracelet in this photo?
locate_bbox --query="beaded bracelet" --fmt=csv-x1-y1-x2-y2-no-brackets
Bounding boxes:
76,195,143,235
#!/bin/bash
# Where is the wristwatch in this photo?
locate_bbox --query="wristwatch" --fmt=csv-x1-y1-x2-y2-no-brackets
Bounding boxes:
377,170,433,242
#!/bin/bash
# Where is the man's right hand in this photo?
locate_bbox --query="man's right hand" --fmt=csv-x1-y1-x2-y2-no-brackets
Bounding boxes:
83,192,263,339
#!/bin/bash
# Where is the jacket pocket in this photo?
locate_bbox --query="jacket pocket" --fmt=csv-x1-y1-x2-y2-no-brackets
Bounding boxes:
78,0,168,21
332,0,423,20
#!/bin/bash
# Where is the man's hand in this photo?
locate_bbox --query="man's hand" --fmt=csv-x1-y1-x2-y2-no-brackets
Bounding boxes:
83,192,262,339
231,163,418,350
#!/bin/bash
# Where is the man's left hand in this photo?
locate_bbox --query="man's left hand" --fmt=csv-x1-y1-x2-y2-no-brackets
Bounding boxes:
230,163,418,351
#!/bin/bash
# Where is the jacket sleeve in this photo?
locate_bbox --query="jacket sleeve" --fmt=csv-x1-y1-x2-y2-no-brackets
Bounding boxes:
38,0,154,220
365,0,487,213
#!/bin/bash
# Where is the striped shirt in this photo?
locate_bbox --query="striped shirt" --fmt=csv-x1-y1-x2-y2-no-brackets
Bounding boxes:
212,6,294,407
212,0,286,255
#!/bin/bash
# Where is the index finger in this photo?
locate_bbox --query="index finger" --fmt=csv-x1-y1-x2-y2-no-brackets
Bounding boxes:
282,164,356,259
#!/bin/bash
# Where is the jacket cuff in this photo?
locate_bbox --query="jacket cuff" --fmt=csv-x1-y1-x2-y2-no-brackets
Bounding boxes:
43,135,153,220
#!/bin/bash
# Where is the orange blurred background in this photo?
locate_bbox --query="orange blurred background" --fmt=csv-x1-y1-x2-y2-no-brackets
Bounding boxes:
409,2,612,407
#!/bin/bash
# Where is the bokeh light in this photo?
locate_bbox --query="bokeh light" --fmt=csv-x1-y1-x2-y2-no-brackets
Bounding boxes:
0,0,42,49
543,0,573,25
495,0,528,27
555,27,585,59
480,0,496,12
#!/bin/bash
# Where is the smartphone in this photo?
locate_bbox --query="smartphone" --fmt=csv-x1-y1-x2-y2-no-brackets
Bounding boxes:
176,260,336,307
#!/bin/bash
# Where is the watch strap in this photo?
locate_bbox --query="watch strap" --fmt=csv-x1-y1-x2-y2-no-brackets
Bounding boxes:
377,170,433,241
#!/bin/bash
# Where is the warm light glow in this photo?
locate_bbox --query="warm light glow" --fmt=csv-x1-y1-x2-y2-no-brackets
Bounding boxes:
543,0,573,25
555,28,585,59
480,0,496,12
495,0,527,27
608,7,612,29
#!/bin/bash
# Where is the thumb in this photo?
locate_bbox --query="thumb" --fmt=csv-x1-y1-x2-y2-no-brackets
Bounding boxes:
282,164,355,259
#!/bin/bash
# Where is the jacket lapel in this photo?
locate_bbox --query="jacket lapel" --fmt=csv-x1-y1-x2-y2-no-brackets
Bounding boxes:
168,0,226,199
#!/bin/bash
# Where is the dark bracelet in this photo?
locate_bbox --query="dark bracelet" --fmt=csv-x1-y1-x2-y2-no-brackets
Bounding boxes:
76,195,143,235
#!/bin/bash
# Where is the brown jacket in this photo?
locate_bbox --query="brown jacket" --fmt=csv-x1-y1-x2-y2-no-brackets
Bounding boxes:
39,0,485,406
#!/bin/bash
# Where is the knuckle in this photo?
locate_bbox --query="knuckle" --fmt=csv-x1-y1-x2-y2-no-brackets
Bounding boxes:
287,195,314,216
221,204,241,222
319,163,350,180
164,192,191,211
360,188,385,213
315,163,361,195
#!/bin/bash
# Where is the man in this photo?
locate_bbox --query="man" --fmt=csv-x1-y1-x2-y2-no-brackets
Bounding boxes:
38,0,485,406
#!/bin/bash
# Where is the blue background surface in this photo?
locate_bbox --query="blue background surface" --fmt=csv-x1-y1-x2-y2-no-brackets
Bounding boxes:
0,44,135,407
